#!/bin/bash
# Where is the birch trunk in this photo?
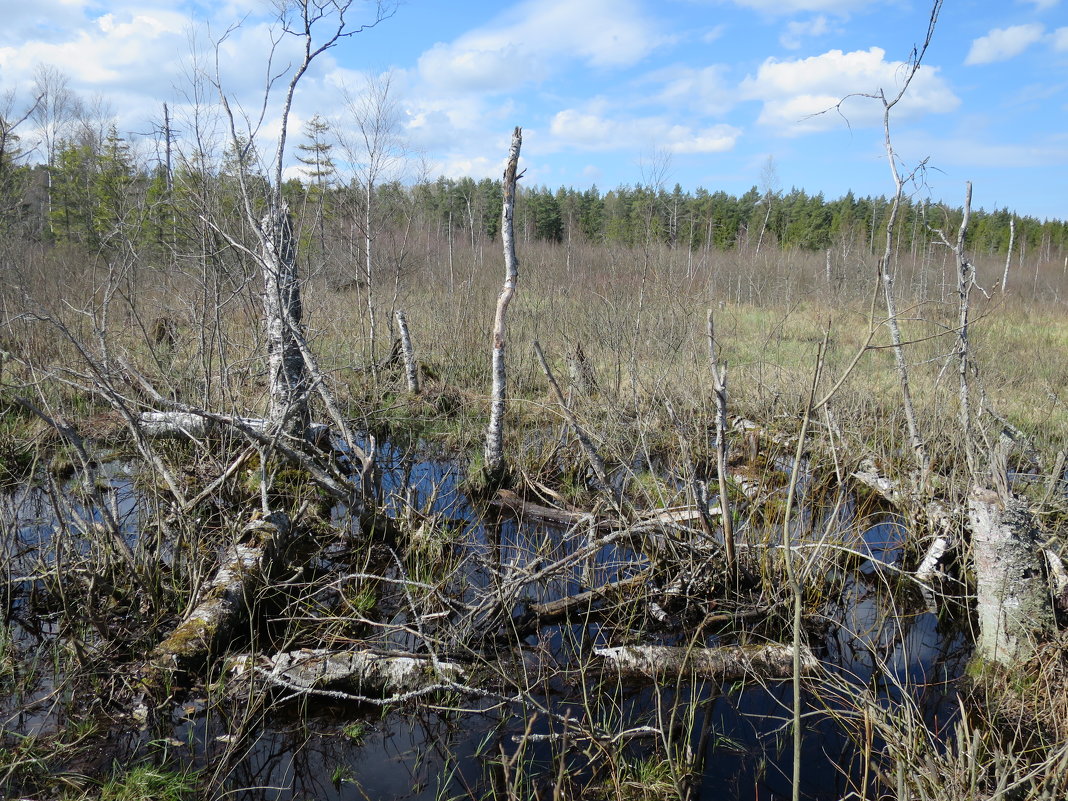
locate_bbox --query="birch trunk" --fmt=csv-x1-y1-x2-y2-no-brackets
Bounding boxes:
969,489,1054,666
262,203,309,439
395,309,420,394
483,127,522,480
229,648,465,699
151,512,290,672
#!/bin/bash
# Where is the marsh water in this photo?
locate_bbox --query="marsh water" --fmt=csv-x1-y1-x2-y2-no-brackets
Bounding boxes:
0,442,970,800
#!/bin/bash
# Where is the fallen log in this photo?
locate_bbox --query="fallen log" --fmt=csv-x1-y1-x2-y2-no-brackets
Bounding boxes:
138,410,330,445
516,571,652,634
150,512,290,672
491,489,616,531
228,648,465,699
594,643,818,683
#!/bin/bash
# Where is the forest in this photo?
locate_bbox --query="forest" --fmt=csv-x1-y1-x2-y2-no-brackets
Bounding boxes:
2,3,1068,801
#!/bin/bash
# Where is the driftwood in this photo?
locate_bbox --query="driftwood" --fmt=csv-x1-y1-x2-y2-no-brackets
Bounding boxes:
228,648,465,699
150,513,291,672
595,643,818,683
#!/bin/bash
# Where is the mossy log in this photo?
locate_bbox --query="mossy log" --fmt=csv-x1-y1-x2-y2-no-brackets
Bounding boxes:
594,643,818,683
228,648,465,698
150,512,290,672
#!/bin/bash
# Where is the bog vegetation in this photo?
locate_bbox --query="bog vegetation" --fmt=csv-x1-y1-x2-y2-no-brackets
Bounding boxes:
2,3,1068,800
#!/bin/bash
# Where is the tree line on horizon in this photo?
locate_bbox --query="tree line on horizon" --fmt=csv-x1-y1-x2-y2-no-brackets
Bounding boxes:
2,100,1066,269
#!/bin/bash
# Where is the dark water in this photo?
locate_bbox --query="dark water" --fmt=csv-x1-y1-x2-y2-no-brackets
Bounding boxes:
0,444,970,800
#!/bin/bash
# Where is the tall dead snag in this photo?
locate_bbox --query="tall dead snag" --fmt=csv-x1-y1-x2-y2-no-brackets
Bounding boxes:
871,1,943,488
262,203,310,437
934,182,976,476
708,309,736,578
483,127,522,482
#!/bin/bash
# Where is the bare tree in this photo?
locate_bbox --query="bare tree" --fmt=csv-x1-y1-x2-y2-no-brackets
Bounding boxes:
30,65,80,236
339,69,406,382
213,0,394,439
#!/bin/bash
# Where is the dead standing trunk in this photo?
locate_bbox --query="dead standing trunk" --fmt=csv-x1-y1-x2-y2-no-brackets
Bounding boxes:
483,127,522,482
969,490,1055,667
969,436,1055,667
262,203,310,439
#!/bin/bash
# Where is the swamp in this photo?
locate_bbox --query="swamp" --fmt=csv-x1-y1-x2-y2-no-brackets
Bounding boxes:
3,2,1068,800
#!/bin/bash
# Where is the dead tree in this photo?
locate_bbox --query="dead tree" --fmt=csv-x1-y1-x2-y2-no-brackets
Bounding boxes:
483,127,522,482
261,203,310,437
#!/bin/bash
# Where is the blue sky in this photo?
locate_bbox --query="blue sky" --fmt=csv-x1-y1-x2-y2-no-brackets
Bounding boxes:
1,0,1066,219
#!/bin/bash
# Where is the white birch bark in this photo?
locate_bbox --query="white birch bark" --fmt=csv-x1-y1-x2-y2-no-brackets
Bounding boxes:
395,309,419,394
230,648,465,698
262,203,310,438
483,127,522,479
595,643,817,683
969,489,1054,666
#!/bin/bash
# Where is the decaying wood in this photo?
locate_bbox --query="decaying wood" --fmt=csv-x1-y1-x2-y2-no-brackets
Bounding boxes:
969,489,1055,666
708,309,736,576
520,571,652,632
534,340,614,504
229,648,465,699
595,643,818,683
137,410,329,445
491,489,615,530
852,456,957,580
395,309,420,394
139,411,213,439
483,127,522,480
262,203,310,439
150,512,291,672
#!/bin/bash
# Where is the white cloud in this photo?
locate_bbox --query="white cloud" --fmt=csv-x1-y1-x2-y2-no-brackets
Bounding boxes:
549,108,740,154
647,65,735,116
416,0,664,94
965,24,1045,65
741,47,959,135
723,0,875,14
1052,27,1068,50
702,25,727,43
780,15,831,49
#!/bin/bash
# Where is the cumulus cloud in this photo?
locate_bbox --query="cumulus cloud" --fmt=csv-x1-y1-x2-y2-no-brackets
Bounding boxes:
1052,26,1068,50
741,47,959,135
549,108,740,154
965,24,1045,65
780,15,831,49
416,0,664,94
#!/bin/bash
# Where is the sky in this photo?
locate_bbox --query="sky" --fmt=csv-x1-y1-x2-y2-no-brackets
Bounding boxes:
1,0,1066,220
